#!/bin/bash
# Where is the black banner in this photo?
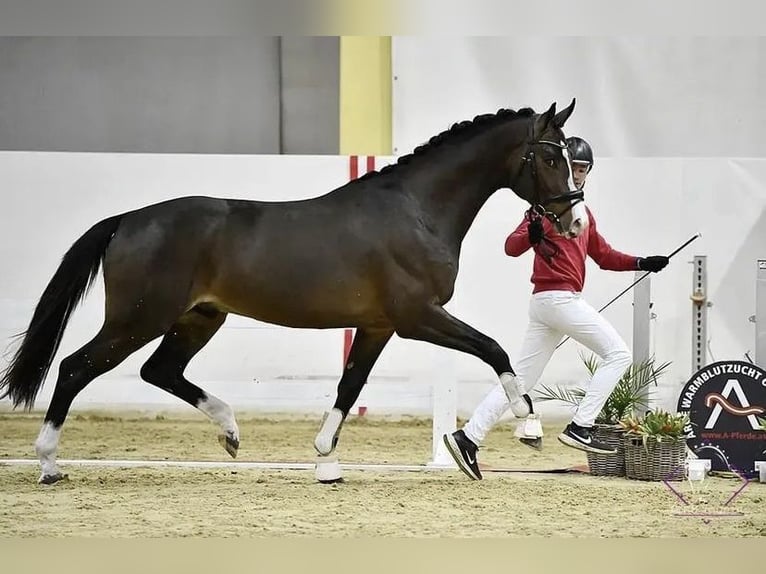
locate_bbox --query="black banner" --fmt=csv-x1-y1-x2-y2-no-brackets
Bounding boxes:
677,360,766,478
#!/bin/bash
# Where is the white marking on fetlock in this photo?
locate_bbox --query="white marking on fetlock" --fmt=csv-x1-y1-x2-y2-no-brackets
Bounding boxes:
499,372,531,418
35,422,62,480
314,408,344,456
514,414,544,439
198,395,239,444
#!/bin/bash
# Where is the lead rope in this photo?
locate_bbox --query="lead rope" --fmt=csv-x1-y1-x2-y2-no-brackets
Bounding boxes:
524,207,560,264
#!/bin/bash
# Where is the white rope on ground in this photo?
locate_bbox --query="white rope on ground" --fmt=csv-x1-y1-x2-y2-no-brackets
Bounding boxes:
0,458,452,473
0,458,580,474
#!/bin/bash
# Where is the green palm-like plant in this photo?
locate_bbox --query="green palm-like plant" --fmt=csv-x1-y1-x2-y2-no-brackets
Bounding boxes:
619,409,690,446
535,352,672,425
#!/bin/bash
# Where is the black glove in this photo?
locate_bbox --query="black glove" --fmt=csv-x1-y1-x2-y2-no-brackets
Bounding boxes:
637,255,669,273
528,219,544,245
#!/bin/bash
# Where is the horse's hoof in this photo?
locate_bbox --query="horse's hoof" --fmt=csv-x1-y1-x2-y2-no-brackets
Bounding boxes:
519,437,543,451
318,477,345,485
218,433,239,458
38,472,68,485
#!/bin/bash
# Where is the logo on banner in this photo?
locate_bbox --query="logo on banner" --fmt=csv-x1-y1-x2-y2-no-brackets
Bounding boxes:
677,360,766,478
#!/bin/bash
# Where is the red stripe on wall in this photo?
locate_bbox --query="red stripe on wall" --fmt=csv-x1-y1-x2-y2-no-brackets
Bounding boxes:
342,156,376,378
343,329,353,365
343,156,360,368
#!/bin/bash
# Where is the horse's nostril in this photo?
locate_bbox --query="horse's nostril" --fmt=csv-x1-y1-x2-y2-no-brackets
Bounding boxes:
567,219,584,238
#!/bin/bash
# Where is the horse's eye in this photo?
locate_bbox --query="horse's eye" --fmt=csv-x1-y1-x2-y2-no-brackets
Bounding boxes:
545,158,555,168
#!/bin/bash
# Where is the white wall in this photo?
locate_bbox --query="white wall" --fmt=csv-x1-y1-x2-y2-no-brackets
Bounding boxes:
1,152,765,418
391,37,766,159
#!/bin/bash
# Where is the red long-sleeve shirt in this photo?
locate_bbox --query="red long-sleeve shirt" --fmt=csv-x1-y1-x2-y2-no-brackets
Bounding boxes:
505,207,639,294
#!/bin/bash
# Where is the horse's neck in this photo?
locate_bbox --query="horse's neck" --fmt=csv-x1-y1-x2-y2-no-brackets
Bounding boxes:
408,130,520,248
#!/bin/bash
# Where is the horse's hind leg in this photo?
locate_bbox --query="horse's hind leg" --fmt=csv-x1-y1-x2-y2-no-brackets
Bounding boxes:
314,327,394,456
393,303,532,416
36,321,169,484
139,306,239,457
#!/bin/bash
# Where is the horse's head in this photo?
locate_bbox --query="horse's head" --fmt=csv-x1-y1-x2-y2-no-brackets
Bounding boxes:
508,99,587,238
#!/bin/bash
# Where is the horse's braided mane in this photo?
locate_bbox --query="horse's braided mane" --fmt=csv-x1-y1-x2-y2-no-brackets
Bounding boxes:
357,107,535,182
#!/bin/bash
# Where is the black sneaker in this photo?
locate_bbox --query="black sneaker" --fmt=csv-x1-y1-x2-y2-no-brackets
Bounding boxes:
557,422,617,455
443,430,482,480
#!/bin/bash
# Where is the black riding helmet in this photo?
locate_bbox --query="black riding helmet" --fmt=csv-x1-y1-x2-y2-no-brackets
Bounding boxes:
566,136,593,172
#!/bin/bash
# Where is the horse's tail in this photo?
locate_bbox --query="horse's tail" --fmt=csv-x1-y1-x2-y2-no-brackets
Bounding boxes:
0,214,123,410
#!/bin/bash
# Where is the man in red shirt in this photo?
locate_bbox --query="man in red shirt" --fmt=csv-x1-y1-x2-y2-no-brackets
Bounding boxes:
443,136,669,480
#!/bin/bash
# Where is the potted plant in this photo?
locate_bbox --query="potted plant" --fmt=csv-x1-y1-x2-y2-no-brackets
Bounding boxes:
535,353,671,477
620,409,690,481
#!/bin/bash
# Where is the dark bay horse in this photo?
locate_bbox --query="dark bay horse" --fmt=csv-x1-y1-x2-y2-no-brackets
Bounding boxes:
1,99,585,484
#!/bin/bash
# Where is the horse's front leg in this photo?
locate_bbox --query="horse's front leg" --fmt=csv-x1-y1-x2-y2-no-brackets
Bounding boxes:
313,327,394,481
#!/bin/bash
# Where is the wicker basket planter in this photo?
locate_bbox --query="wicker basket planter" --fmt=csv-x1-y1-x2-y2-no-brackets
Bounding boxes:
586,424,627,477
624,435,686,481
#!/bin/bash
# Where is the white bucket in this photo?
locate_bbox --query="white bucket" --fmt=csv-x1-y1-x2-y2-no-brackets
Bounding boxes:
686,458,710,482
756,461,766,483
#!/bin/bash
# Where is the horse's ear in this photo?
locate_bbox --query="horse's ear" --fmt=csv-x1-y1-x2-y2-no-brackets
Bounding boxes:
533,102,557,137
553,98,576,129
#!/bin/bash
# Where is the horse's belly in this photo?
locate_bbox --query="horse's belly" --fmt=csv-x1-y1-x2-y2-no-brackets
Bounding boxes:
203,276,388,330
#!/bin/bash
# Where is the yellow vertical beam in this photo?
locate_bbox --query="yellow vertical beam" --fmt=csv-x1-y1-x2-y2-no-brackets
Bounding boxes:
339,36,392,156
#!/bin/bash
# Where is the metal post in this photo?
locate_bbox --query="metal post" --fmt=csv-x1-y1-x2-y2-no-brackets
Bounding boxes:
754,260,766,368
633,271,652,410
429,371,458,467
691,256,708,373
428,349,458,468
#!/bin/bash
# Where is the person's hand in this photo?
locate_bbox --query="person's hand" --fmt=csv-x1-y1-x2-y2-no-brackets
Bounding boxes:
637,255,669,272
528,219,544,245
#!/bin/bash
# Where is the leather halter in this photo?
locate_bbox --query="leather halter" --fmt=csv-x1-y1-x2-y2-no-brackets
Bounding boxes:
516,138,584,231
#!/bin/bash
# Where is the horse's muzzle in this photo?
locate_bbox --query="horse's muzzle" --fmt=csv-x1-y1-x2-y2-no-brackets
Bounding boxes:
565,217,586,238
